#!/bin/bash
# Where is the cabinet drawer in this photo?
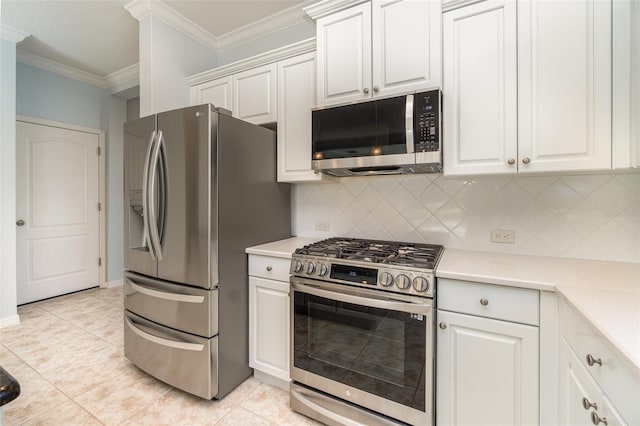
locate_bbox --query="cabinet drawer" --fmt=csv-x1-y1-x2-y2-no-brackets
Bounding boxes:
560,300,640,425
249,255,291,282
437,279,539,326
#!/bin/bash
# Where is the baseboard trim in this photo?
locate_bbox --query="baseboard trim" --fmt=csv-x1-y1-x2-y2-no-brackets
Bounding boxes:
105,279,124,288
0,314,20,329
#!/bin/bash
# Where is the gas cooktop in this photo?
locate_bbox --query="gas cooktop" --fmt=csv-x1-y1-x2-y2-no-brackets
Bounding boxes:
291,238,444,297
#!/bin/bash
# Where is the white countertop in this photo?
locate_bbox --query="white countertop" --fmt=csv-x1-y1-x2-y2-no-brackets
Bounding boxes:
437,249,640,375
245,237,321,259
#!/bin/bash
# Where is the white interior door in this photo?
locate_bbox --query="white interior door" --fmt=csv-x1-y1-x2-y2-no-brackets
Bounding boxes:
16,120,100,304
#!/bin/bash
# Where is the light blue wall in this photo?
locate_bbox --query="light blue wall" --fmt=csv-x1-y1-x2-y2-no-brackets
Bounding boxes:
16,62,109,130
217,21,315,66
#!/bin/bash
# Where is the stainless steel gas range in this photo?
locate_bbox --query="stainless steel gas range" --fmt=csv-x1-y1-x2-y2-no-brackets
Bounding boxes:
289,238,444,426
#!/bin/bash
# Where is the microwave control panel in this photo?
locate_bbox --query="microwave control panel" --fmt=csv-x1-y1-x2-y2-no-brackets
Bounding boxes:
414,90,441,152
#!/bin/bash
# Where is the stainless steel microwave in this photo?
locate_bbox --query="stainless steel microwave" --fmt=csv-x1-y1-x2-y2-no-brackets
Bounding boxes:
311,89,442,176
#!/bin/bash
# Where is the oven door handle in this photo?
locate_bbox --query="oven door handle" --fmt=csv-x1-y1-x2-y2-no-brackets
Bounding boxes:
291,279,432,316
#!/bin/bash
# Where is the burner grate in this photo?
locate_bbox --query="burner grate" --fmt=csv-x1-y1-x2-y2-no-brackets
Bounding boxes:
295,237,443,270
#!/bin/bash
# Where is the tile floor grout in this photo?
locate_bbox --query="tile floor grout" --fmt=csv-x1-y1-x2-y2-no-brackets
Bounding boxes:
0,286,320,425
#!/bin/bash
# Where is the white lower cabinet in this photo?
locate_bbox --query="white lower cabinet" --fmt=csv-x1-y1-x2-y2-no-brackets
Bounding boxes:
436,279,539,425
248,255,291,388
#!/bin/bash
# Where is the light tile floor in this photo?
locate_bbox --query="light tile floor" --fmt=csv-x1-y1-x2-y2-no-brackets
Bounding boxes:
0,286,320,425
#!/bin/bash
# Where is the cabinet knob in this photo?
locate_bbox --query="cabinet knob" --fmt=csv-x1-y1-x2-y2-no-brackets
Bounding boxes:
363,87,370,94
16,220,25,226
507,158,515,165
439,322,447,330
266,266,272,272
582,397,598,411
480,298,489,306
373,86,379,92
522,157,531,164
591,412,608,425
586,354,602,367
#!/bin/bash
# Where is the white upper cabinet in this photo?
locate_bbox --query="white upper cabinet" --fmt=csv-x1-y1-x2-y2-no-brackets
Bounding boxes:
277,52,329,183
443,0,518,176
517,0,612,172
313,0,441,107
444,0,615,176
190,76,232,111
232,63,277,125
372,0,441,98
316,2,372,106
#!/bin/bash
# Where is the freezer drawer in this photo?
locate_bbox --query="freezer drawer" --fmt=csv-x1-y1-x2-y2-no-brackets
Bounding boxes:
124,311,218,399
124,272,217,338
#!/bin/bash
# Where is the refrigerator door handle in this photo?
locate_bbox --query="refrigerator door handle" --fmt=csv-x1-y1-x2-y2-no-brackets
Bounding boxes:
148,130,164,261
142,130,157,260
125,317,205,351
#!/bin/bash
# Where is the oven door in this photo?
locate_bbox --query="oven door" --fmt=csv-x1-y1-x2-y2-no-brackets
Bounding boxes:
290,277,433,425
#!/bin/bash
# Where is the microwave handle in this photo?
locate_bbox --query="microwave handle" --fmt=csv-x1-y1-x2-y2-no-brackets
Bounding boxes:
405,94,415,154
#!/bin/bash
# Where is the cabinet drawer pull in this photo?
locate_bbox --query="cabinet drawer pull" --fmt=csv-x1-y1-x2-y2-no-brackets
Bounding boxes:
586,354,602,367
582,397,598,410
266,266,273,271
480,298,489,306
591,412,608,425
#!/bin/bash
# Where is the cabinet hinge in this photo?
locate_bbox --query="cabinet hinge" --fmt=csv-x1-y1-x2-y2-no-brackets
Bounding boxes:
97,146,101,156
97,202,102,211
98,257,102,267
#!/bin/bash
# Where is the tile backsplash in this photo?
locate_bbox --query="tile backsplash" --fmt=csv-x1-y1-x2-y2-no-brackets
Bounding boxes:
292,172,640,263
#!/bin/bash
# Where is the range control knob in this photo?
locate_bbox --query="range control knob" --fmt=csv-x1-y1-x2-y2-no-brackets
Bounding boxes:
396,274,411,289
379,272,394,287
305,262,316,274
293,260,303,273
413,277,430,292
318,264,329,277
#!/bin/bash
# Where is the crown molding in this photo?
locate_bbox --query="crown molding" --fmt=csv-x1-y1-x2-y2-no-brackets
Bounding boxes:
187,38,316,86
106,63,139,89
1,24,30,43
125,0,218,51
17,50,109,88
303,0,367,20
216,2,314,51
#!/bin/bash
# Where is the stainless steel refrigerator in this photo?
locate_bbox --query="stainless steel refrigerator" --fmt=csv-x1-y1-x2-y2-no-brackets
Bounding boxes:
123,104,291,399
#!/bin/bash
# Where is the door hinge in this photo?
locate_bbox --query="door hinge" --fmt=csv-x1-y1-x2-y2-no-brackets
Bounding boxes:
97,146,101,156
97,202,102,211
98,257,102,266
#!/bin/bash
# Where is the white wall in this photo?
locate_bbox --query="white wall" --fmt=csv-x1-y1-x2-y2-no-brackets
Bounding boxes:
293,173,640,263
138,17,217,116
0,39,20,327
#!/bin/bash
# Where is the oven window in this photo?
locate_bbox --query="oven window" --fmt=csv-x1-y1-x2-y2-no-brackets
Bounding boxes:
312,96,408,160
293,291,427,411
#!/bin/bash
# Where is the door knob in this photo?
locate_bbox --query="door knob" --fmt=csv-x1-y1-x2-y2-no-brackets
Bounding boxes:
16,220,25,226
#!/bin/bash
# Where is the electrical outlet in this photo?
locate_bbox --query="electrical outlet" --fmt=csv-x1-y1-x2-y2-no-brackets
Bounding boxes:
315,220,331,232
491,229,515,244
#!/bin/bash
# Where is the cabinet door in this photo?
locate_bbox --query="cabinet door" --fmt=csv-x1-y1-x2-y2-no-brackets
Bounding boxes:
316,2,372,106
232,63,277,124
436,310,539,426
559,340,626,426
277,52,324,183
518,0,612,172
372,0,441,98
249,276,290,382
190,76,233,110
442,0,518,176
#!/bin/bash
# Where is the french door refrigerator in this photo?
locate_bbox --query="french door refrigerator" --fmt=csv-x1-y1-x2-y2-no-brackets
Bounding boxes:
123,104,290,399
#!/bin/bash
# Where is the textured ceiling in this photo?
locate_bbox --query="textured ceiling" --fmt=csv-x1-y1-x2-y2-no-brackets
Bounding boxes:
1,0,309,77
164,1,306,36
